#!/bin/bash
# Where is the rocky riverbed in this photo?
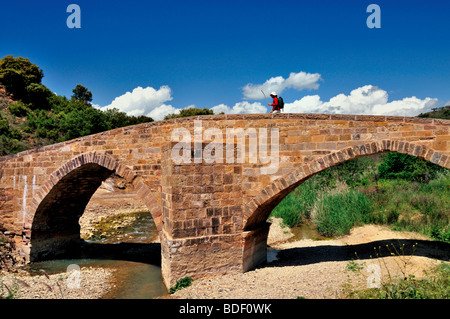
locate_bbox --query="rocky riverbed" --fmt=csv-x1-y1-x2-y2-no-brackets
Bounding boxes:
1,267,114,299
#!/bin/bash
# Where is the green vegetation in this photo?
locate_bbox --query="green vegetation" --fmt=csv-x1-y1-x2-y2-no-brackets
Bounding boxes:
0,55,154,155
418,105,450,120
0,55,221,156
344,244,450,299
271,153,449,242
378,152,445,182
164,107,214,120
169,276,193,293
314,189,372,237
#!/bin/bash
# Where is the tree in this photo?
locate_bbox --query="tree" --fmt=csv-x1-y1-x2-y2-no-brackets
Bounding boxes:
71,84,93,105
59,107,110,140
26,83,53,109
378,153,445,182
103,108,153,129
0,55,44,100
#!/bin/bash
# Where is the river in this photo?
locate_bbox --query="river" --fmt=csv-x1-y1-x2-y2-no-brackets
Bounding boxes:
26,212,324,299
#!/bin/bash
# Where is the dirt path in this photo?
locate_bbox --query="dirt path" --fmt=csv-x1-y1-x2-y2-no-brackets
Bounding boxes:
172,222,449,299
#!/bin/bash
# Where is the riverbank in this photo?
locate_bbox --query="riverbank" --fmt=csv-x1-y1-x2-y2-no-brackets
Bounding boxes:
171,224,448,299
1,266,115,299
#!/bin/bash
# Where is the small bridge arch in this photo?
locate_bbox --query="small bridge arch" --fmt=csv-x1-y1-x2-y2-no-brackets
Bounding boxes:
27,152,162,261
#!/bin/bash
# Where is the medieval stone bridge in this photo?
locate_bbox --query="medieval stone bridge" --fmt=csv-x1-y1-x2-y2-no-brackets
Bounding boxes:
0,113,449,287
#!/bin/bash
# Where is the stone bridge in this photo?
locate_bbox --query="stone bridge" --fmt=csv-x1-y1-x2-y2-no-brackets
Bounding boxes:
0,113,449,287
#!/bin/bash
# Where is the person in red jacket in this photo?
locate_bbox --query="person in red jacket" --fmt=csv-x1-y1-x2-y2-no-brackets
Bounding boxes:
269,92,280,113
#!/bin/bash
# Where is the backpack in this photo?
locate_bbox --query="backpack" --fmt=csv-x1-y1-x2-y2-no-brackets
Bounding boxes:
278,96,284,110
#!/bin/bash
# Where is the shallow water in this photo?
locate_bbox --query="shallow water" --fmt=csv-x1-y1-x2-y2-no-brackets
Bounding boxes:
267,221,327,263
26,212,168,299
289,222,328,241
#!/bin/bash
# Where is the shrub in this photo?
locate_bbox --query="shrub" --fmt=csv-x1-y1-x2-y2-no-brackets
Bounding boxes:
0,55,43,101
169,276,193,293
8,101,29,117
378,153,445,182
314,190,372,237
164,107,214,120
271,177,323,227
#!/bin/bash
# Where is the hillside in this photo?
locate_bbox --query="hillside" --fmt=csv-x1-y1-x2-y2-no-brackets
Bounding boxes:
418,105,450,120
0,55,155,156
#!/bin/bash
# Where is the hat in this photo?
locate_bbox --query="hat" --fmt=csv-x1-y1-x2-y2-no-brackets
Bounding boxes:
270,92,277,96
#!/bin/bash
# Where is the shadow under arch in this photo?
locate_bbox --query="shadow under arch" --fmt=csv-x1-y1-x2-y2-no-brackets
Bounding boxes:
29,152,162,261
243,140,449,232
266,238,450,268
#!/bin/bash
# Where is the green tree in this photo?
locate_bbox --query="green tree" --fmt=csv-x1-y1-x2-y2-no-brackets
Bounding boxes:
25,83,53,109
103,108,153,129
59,107,110,140
71,84,93,105
378,153,445,182
8,101,29,117
0,55,44,101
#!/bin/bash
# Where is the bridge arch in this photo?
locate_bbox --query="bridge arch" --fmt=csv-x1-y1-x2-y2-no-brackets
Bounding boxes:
27,152,161,261
243,140,449,232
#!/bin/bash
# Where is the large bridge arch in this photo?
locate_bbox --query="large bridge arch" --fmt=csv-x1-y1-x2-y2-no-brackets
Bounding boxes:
243,140,449,231
240,140,449,271
26,152,162,261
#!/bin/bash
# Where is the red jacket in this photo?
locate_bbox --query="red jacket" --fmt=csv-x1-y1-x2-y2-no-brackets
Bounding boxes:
270,97,279,111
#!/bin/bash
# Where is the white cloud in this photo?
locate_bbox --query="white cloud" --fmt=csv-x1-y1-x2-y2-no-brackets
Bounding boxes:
211,101,267,114
284,85,439,116
97,81,440,122
148,104,180,121
100,86,176,121
242,71,322,100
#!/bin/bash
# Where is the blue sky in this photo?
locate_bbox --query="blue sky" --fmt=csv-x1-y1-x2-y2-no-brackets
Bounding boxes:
1,0,449,120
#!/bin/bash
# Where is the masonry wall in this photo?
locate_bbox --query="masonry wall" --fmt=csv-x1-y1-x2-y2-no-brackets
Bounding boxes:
160,142,246,286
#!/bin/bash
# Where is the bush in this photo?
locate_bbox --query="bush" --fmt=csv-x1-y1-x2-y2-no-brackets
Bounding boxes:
103,107,153,129
0,116,9,136
378,153,445,182
25,83,52,109
349,262,450,299
369,172,450,242
8,101,29,117
314,189,372,237
27,110,59,139
0,55,44,101
164,107,214,120
271,177,322,227
169,276,193,293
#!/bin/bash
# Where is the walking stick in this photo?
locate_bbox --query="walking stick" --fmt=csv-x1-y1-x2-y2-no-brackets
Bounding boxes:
261,90,270,105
